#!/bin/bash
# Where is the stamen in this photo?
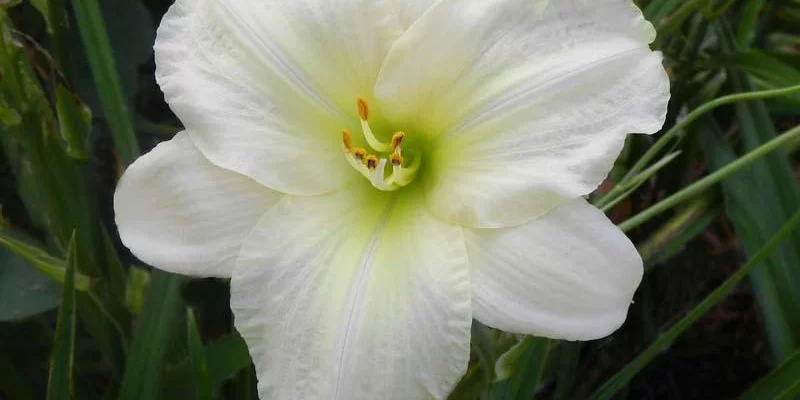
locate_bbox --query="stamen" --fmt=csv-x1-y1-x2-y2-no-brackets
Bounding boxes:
392,155,421,187
391,132,405,152
364,155,379,170
390,152,404,166
352,148,367,161
357,97,369,121
368,158,396,191
356,98,391,152
342,129,353,152
340,98,421,192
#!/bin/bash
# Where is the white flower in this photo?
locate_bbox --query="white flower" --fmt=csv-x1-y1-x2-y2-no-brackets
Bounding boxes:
114,0,669,398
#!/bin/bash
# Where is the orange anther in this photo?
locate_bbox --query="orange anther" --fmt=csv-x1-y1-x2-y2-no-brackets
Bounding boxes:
390,153,404,166
353,148,367,161
365,155,379,169
357,97,369,121
391,132,405,150
342,129,353,152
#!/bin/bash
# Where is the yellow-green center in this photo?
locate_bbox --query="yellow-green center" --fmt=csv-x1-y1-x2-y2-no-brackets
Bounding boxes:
342,98,421,192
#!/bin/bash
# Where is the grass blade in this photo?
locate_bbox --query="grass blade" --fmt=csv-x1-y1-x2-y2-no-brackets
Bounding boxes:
589,208,800,400
117,270,183,400
0,230,92,291
46,234,78,400
739,348,800,400
186,308,212,400
161,333,254,398
620,84,800,185
552,342,581,400
496,336,551,400
619,124,800,232
698,115,798,360
69,0,140,166
638,193,720,270
715,20,800,359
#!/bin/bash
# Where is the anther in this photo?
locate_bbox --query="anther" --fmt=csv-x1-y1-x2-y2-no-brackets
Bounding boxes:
365,155,379,170
342,129,353,152
357,98,369,121
391,132,405,152
391,153,404,166
353,148,367,161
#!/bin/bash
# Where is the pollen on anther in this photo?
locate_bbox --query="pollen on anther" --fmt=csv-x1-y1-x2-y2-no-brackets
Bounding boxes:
365,155,379,169
357,97,369,121
391,132,405,150
353,148,367,161
342,129,353,152
391,152,404,166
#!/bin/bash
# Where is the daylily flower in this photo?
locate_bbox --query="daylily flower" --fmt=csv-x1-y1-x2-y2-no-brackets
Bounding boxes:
115,0,669,398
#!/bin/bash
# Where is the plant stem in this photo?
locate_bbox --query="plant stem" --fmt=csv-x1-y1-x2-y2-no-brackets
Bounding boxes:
619,124,800,232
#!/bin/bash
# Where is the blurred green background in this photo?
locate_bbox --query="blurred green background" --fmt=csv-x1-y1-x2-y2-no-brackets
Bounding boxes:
1,0,800,399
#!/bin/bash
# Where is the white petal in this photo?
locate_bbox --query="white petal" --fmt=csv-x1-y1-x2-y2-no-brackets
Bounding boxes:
155,0,433,195
114,132,281,278
377,0,669,227
466,198,643,341
231,187,471,399
389,0,439,29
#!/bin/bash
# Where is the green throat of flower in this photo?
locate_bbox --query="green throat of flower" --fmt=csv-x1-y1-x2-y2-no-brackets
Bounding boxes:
342,98,421,192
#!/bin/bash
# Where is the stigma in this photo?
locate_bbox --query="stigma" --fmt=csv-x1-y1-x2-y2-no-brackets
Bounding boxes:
342,98,420,191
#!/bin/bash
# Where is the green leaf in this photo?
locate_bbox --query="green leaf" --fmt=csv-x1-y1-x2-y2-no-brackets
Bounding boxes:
46,234,77,400
740,348,800,400
589,207,800,400
470,322,497,395
124,266,149,316
70,0,140,166
186,308,212,400
638,193,721,270
619,124,800,232
717,51,800,107
552,342,582,400
620,84,800,185
28,0,52,32
736,0,766,48
117,270,183,400
162,333,253,398
699,117,799,359
71,0,155,117
448,363,488,400
715,21,800,359
0,242,61,321
0,230,92,291
54,84,92,160
495,336,551,400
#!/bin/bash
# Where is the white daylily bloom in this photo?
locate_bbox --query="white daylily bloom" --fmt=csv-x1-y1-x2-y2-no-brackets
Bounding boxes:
115,0,669,398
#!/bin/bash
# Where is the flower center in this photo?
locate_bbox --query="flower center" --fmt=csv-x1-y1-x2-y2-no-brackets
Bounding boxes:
341,98,421,191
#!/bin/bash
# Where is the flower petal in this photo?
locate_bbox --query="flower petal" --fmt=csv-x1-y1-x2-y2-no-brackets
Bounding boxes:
465,198,643,340
155,0,434,195
376,0,669,227
114,132,281,278
231,186,471,399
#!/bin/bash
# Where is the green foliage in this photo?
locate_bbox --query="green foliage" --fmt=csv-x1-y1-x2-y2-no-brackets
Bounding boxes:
740,348,800,400
589,209,800,400
494,336,552,400
117,271,182,400
70,0,141,165
0,240,62,321
0,0,799,399
46,234,78,400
